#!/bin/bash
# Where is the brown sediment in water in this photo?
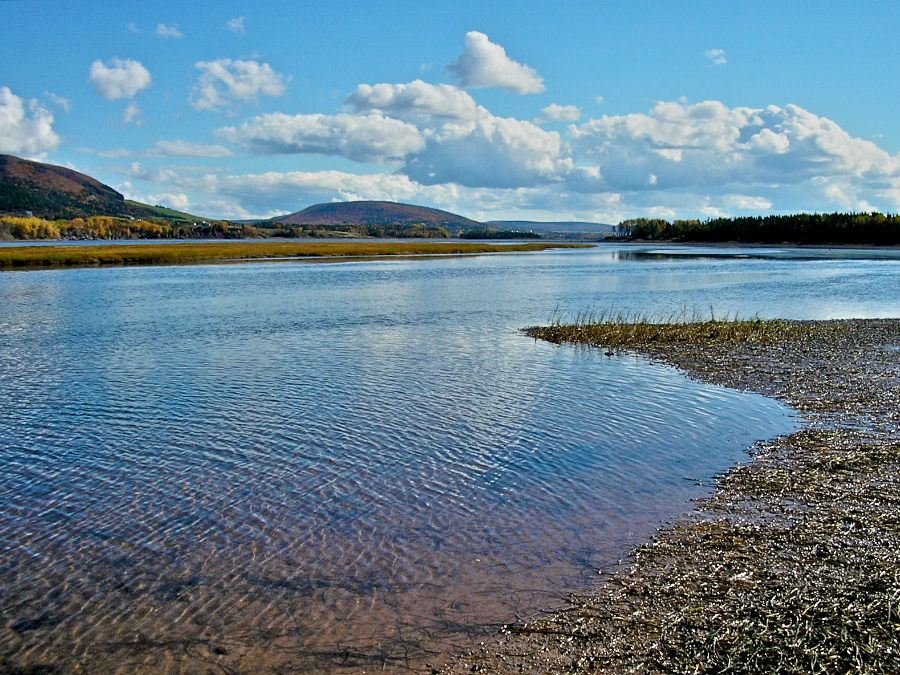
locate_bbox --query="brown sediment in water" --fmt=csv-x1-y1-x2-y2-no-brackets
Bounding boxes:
443,318,900,674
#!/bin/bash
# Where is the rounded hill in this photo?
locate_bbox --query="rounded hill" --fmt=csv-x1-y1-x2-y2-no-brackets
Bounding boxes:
275,201,483,230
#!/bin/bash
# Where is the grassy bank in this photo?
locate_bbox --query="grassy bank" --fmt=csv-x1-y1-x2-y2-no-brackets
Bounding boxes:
526,312,855,349
444,317,900,674
0,240,588,270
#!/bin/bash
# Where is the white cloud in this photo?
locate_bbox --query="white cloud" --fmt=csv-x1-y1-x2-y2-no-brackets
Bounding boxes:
148,140,234,158
122,101,141,125
571,100,769,190
346,80,479,122
90,58,152,100
216,112,425,163
96,148,134,158
535,104,581,124
227,16,246,34
705,49,727,66
212,170,425,204
146,193,191,210
112,93,900,221
446,31,545,94
45,92,73,113
156,23,184,39
190,59,287,112
721,194,773,210
569,99,900,213
0,87,61,157
197,200,256,219
127,23,142,34
404,108,572,188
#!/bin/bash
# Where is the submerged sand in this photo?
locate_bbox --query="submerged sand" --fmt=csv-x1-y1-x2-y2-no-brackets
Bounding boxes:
443,318,900,674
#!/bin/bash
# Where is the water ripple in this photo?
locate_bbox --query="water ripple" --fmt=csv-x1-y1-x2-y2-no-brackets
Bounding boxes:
0,254,803,674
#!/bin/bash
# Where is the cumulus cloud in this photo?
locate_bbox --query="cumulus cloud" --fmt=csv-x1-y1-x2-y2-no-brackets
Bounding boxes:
216,112,425,163
190,59,288,112
346,80,479,122
90,58,152,100
212,170,425,204
228,17,246,34
705,49,727,66
148,140,234,158
344,79,571,187
568,99,900,215
156,23,184,39
446,31,545,94
114,91,900,221
146,193,191,210
404,108,572,188
0,87,62,157
535,104,581,124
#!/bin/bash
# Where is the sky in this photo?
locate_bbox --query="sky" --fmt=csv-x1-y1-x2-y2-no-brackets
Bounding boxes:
2,0,900,223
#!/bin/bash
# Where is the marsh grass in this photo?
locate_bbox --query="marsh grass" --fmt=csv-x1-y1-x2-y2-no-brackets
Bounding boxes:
0,240,589,270
525,309,833,349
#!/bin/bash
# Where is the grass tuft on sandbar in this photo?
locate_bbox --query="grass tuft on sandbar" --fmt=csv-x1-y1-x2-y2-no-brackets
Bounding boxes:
525,310,845,349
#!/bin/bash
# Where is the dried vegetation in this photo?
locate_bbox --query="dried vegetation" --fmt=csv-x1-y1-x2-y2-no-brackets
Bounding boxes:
0,241,586,270
445,317,900,674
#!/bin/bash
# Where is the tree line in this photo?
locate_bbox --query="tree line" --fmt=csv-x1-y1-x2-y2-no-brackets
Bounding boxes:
0,216,257,241
617,212,900,245
0,215,457,241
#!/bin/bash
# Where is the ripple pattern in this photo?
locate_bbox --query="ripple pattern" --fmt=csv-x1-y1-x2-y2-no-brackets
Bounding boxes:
0,255,798,674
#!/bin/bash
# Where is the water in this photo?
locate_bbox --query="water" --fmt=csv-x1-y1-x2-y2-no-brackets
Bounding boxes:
1,243,898,674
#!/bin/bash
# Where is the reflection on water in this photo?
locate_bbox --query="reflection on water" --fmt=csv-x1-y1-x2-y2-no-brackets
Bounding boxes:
4,243,897,673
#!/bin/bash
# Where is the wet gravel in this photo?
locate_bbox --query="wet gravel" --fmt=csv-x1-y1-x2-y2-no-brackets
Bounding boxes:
442,319,900,674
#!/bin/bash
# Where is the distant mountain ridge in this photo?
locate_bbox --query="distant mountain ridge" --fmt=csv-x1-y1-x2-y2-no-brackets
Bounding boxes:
0,153,180,221
275,201,483,231
487,220,614,234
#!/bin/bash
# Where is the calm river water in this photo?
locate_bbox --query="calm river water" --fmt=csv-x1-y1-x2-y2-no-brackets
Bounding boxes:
1,243,899,674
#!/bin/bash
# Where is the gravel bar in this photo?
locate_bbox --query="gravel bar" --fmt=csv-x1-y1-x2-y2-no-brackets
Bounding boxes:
442,318,900,674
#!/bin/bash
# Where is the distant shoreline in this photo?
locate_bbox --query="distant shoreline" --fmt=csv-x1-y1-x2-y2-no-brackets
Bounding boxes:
0,240,590,270
617,238,900,250
445,318,900,674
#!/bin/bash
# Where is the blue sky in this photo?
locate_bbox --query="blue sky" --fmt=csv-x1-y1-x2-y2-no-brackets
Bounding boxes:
2,0,899,223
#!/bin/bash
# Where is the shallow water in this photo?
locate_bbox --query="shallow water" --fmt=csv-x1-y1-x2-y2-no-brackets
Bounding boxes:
2,244,897,673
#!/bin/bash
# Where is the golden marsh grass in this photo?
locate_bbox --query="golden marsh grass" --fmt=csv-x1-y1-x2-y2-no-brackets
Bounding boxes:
0,240,589,270
524,310,843,349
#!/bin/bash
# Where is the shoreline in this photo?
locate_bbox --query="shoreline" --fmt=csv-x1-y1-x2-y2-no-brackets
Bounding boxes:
611,238,900,251
444,318,900,674
0,240,588,270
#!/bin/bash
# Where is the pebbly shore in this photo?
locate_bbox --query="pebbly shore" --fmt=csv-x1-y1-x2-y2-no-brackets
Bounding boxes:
443,318,900,674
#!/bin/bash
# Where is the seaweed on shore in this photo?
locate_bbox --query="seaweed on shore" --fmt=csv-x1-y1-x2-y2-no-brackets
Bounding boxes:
444,317,900,674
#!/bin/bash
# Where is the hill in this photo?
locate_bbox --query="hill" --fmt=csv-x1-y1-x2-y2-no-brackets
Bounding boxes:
275,201,483,232
0,154,200,221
